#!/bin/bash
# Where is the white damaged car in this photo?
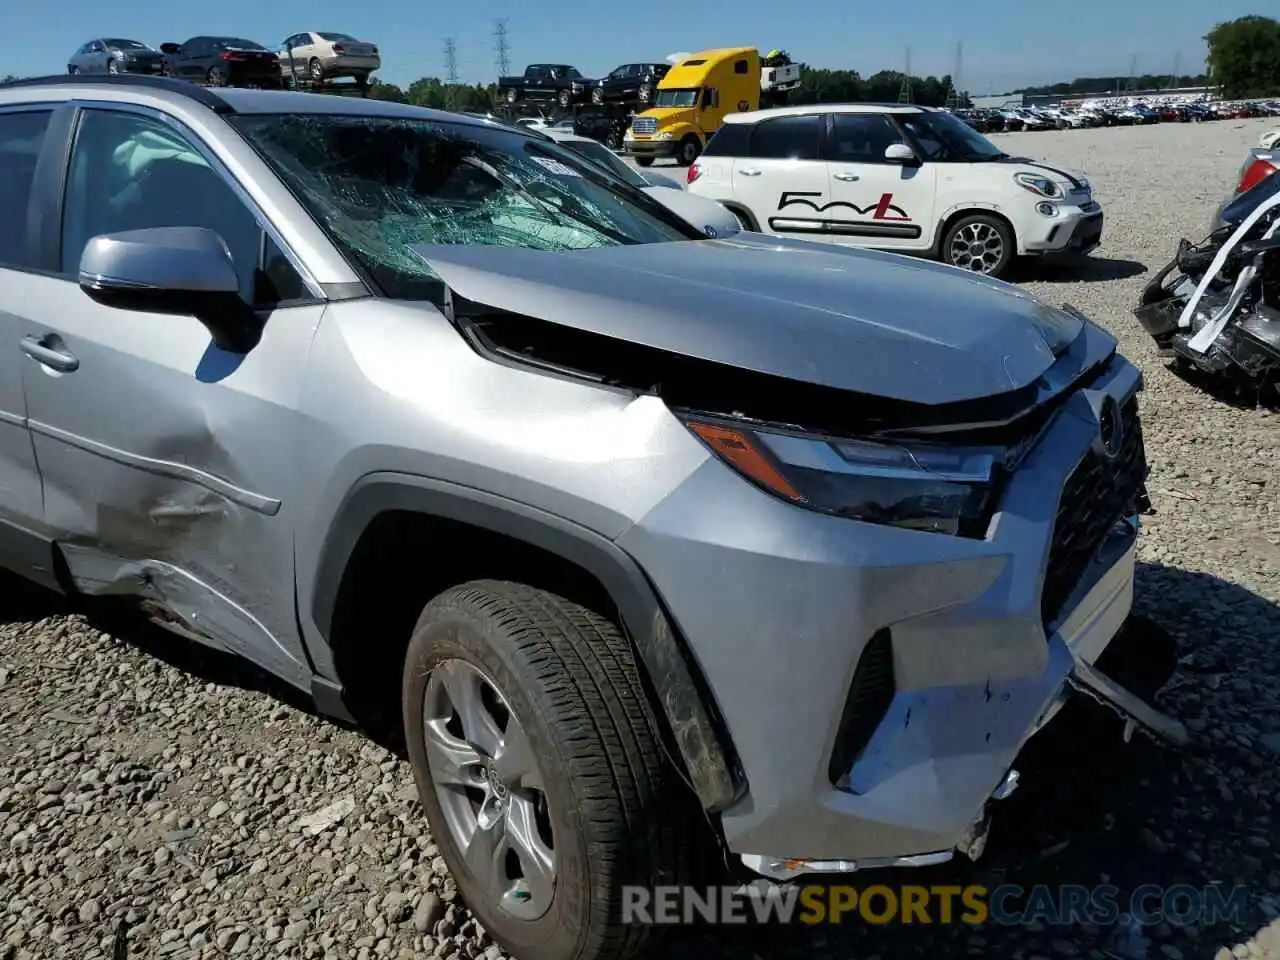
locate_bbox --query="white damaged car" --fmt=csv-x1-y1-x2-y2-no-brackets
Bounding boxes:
686,103,1103,277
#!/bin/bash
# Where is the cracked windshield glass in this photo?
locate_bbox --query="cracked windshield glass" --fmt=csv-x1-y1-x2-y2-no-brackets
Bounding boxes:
231,114,696,298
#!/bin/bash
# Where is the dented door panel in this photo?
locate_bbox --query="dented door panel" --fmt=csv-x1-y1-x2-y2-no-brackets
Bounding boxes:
13,271,322,687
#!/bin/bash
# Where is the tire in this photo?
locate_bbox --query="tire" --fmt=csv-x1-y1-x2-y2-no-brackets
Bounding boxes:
941,212,1015,278
107,58,121,74
308,57,324,82
206,66,228,87
591,87,603,105
638,85,651,103
403,581,697,960
634,156,654,168
69,66,80,75
557,89,571,109
676,135,701,167
506,87,519,104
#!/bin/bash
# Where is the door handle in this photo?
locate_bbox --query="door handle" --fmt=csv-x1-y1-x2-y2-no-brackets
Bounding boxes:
833,172,860,181
20,335,79,373
738,168,762,176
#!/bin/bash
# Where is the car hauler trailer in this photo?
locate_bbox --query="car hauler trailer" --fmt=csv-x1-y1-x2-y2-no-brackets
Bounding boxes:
624,47,804,166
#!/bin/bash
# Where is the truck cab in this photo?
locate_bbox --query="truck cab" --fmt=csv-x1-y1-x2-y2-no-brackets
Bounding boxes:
624,47,762,167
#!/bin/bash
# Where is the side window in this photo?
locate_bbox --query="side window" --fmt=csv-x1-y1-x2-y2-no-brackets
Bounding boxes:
702,122,752,157
702,88,719,108
90,41,105,53
0,110,52,270
59,110,308,307
749,114,823,161
734,59,749,74
827,114,905,163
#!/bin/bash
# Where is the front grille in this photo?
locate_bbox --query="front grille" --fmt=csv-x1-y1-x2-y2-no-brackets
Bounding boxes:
828,630,896,786
632,116,657,135
1041,397,1147,627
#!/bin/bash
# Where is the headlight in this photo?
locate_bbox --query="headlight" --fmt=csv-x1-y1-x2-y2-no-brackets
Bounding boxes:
684,417,1002,537
655,131,675,140
1014,172,1062,199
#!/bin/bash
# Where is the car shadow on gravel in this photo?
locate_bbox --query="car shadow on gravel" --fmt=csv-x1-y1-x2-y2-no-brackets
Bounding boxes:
658,561,1280,960
1163,358,1280,411
1017,256,1148,284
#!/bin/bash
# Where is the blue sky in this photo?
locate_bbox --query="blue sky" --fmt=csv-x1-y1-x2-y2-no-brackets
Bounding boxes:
6,0,1265,93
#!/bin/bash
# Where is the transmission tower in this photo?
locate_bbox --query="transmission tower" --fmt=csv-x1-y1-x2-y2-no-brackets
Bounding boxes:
1127,53,1137,92
1168,50,1180,90
944,41,963,109
444,38,459,109
494,19,511,78
897,47,913,104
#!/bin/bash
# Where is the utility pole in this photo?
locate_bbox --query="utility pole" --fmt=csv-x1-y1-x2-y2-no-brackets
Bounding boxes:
444,38,459,110
1168,50,1180,90
1127,53,1137,92
494,19,510,78
945,41,963,109
897,47,913,104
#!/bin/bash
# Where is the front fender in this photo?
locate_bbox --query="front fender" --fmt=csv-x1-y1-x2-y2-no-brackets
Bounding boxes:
307,471,745,813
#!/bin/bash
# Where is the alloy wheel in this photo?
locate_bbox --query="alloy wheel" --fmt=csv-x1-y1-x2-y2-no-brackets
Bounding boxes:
949,222,1005,273
423,659,555,921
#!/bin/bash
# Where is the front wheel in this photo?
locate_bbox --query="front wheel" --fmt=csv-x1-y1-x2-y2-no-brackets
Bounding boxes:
634,156,654,168
506,87,519,104
206,65,228,87
557,89,571,109
107,58,121,74
676,135,701,167
403,581,696,960
941,213,1015,277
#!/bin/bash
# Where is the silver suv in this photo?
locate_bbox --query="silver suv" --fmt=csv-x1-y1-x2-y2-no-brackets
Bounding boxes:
0,76,1183,960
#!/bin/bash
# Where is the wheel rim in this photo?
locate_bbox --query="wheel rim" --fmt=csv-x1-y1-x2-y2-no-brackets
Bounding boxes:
949,222,1004,273
592,89,602,104
507,88,516,103
208,68,226,86
310,60,323,79
108,60,120,74
423,659,555,922
559,92,569,107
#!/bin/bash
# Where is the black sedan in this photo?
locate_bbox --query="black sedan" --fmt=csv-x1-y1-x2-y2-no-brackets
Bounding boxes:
158,36,280,87
68,38,165,75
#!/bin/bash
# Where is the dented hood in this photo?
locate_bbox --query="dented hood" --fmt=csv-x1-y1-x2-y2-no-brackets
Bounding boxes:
411,234,1083,404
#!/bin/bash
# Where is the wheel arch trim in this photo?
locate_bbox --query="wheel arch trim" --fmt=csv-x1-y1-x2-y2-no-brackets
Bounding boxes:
309,472,746,813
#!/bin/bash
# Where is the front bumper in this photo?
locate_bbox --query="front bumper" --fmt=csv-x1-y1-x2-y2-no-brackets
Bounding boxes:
1023,206,1104,256
624,137,678,160
617,347,1179,873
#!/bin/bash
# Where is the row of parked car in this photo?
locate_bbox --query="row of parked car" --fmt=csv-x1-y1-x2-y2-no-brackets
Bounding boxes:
958,96,1280,132
67,33,380,87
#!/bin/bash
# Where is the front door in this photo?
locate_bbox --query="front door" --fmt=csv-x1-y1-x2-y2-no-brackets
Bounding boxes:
0,107,56,584
733,112,829,240
822,113,937,252
11,103,325,685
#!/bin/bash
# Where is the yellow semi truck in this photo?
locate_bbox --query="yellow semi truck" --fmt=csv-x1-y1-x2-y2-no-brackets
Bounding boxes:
623,47,803,167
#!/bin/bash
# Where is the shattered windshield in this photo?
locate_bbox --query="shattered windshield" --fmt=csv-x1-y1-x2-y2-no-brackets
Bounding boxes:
654,89,699,108
898,112,1006,162
230,113,699,300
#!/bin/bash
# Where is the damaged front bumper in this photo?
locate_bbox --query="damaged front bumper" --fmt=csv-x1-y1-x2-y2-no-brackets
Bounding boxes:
618,351,1187,882
736,517,1187,883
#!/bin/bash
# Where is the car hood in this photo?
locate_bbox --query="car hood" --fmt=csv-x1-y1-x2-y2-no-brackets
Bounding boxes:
409,234,1084,404
640,185,740,237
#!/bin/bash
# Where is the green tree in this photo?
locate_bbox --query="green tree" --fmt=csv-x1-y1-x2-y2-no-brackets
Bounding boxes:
1205,15,1280,99
367,80,407,103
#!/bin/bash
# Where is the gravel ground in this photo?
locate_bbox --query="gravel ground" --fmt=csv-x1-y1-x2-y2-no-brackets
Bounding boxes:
3,117,1279,960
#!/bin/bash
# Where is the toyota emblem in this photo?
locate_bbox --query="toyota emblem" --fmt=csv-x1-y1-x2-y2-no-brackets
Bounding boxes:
1097,396,1123,458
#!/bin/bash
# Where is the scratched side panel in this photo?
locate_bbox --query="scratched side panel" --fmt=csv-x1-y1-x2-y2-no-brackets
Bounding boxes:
11,272,322,688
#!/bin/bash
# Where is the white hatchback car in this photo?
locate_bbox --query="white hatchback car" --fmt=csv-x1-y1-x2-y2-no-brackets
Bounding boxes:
538,128,741,238
686,104,1103,277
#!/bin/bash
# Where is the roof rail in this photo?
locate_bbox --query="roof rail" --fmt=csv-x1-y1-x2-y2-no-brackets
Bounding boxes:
0,73,236,113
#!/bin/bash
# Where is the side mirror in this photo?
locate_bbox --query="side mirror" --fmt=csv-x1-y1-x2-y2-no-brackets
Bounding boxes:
884,143,920,165
78,227,261,353
159,42,180,55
